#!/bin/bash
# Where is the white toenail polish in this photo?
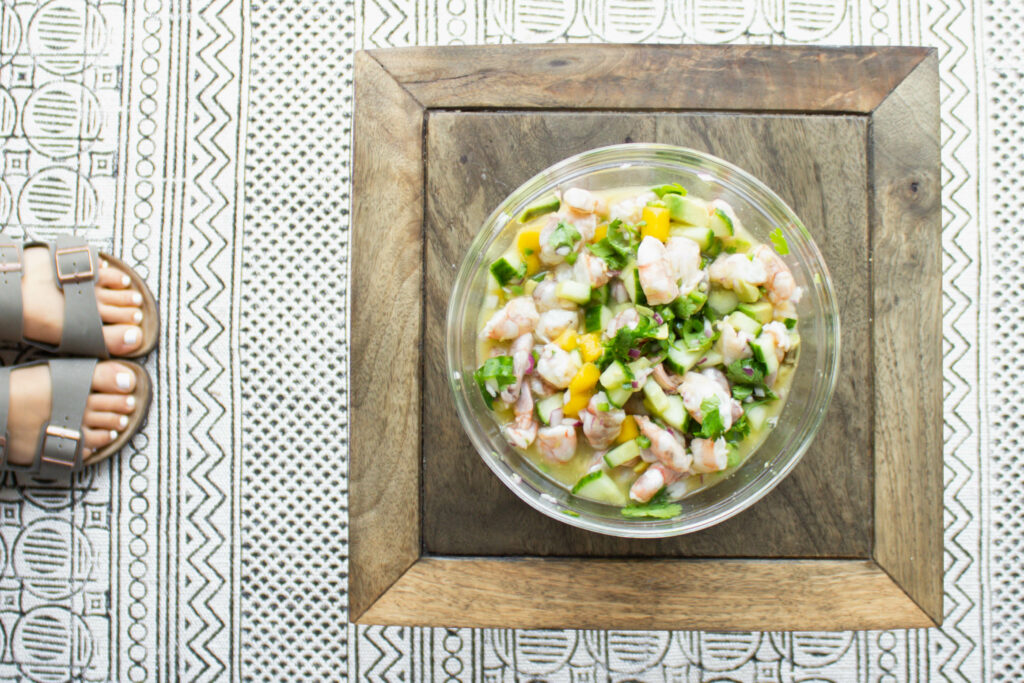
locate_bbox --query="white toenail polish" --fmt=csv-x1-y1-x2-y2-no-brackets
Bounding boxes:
133,311,143,323
124,329,140,347
122,275,131,287
132,293,143,305
119,416,129,428
126,396,136,408
116,372,132,391
110,430,119,440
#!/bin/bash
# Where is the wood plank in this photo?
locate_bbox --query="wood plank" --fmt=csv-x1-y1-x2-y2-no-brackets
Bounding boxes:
369,45,930,114
349,51,425,620
869,51,943,624
422,111,872,559
358,557,935,630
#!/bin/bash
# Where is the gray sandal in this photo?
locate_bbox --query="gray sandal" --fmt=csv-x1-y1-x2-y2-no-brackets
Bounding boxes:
0,235,159,358
0,358,151,476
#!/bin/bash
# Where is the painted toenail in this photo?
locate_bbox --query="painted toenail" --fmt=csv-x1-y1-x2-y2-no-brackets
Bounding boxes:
116,372,132,391
125,396,136,408
124,329,140,347
121,275,131,287
132,292,143,305
119,415,129,428
110,430,119,441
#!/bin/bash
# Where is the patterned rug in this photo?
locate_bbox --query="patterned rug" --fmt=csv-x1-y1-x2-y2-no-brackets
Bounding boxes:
0,0,1008,679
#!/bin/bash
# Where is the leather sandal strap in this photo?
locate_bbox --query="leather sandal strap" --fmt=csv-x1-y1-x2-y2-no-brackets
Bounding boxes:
49,236,108,359
0,236,22,344
0,367,9,468
34,358,97,478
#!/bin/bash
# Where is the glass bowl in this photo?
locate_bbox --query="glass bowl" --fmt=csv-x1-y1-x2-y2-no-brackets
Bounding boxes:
445,143,840,538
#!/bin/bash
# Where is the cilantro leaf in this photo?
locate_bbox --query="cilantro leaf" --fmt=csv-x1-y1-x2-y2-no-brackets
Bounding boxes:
731,384,754,401
671,289,707,318
587,239,628,270
473,356,516,409
548,221,581,254
725,358,767,387
725,414,750,443
603,314,663,365
650,183,688,199
621,486,682,519
694,396,725,438
679,316,712,350
726,445,744,468
607,219,639,256
769,227,790,255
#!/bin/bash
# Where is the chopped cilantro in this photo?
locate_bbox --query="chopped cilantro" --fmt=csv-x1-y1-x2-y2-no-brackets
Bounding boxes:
597,401,610,412
523,247,534,256
650,183,688,199
548,221,581,254
726,357,768,387
731,384,754,401
725,414,750,443
694,396,725,438
621,487,682,519
565,251,578,265
473,356,516,409
783,317,797,330
506,284,525,296
603,314,664,365
726,446,744,468
636,435,652,449
671,289,707,318
679,316,711,350
769,227,790,255
561,509,581,518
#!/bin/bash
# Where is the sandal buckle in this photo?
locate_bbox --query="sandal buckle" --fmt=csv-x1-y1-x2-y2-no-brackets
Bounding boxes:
0,245,19,273
54,246,94,284
40,425,80,468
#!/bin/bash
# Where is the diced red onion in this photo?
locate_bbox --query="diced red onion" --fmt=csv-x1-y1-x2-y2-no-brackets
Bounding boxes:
698,357,707,365
573,420,583,427
743,367,754,377
631,381,639,389
653,313,664,324
526,354,535,374
703,319,713,337
628,348,641,359
608,270,621,277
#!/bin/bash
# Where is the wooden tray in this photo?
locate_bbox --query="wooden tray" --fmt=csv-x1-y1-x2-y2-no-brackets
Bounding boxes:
350,44,941,630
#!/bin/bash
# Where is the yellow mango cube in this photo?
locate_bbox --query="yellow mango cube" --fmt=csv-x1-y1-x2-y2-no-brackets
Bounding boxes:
593,223,608,242
641,206,670,242
578,333,603,362
569,362,600,394
554,329,578,351
524,253,542,276
562,390,592,418
517,228,541,254
616,415,639,444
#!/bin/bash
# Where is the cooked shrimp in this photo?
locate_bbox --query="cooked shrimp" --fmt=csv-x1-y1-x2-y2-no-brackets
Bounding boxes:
637,236,680,306
537,420,578,463
503,386,538,449
539,215,566,266
604,307,640,338
761,321,792,362
609,191,657,223
690,437,728,473
634,415,692,473
665,236,704,295
751,244,797,304
499,333,534,403
532,279,575,312
652,363,685,392
708,253,768,292
581,392,626,449
717,322,753,365
536,343,582,389
610,280,630,303
528,375,559,398
481,296,539,341
562,187,608,217
535,309,579,343
679,370,736,430
629,463,680,503
574,250,611,288
773,299,797,321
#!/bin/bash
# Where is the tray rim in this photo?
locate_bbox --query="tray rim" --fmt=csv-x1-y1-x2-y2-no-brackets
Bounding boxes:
350,43,941,631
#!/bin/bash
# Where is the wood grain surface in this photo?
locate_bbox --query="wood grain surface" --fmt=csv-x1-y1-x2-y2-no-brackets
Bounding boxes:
349,52,425,620
868,53,943,624
357,557,934,630
367,45,931,114
423,111,872,558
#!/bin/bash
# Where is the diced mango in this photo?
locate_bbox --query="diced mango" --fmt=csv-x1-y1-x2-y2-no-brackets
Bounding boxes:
578,333,603,362
633,461,650,474
562,390,592,418
554,329,579,351
640,206,670,242
524,253,542,276
517,229,541,254
616,415,639,444
569,363,601,394
593,223,608,242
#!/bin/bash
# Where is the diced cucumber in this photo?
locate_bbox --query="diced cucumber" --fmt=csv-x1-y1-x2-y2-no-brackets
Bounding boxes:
584,304,611,333
620,261,642,303
605,384,634,408
627,357,652,378
600,361,631,391
524,278,539,296
722,236,751,253
489,256,525,285
660,395,688,431
642,378,670,415
604,439,642,468
747,404,771,431
555,280,591,304
653,323,669,340
725,311,763,337
695,349,724,369
750,335,780,379
665,194,710,227
535,394,564,426
633,268,647,306
706,288,739,317
736,301,773,325
589,283,610,306
572,470,627,506
518,194,560,223
669,225,714,249
709,207,735,237
666,341,706,374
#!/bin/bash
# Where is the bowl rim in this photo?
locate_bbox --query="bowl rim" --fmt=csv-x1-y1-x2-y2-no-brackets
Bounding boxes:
445,142,841,538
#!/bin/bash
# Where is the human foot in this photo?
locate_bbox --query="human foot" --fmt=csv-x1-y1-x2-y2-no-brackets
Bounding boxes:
18,246,146,356
5,361,141,465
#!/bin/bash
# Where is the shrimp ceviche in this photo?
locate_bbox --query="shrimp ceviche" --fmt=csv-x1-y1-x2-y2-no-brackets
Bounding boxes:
473,184,801,517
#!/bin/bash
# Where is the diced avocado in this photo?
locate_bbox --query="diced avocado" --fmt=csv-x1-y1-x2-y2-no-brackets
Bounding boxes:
653,323,669,340
750,335,780,380
669,225,713,249
642,378,670,415
605,384,634,408
709,207,734,237
600,361,631,391
733,279,761,303
725,311,763,337
665,341,705,375
584,304,612,333
706,288,739,317
665,194,710,227
604,439,642,468
489,256,525,285
535,394,564,425
518,194,560,223
747,404,770,431
555,280,591,304
572,470,627,506
695,349,724,369
736,301,773,325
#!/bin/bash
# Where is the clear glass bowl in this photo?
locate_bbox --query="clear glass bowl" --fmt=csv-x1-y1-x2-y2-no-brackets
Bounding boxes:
445,143,840,538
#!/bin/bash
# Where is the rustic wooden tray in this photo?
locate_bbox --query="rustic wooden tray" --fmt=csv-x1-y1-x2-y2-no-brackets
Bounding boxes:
351,44,941,630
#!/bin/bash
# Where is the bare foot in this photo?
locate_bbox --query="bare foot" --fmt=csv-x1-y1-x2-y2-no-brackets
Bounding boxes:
7,361,139,465
20,247,145,355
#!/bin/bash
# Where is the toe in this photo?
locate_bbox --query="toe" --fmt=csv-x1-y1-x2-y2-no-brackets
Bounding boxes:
97,288,144,308
87,393,136,414
102,325,143,355
98,303,143,325
83,410,130,431
98,264,132,290
83,427,118,450
92,361,136,394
